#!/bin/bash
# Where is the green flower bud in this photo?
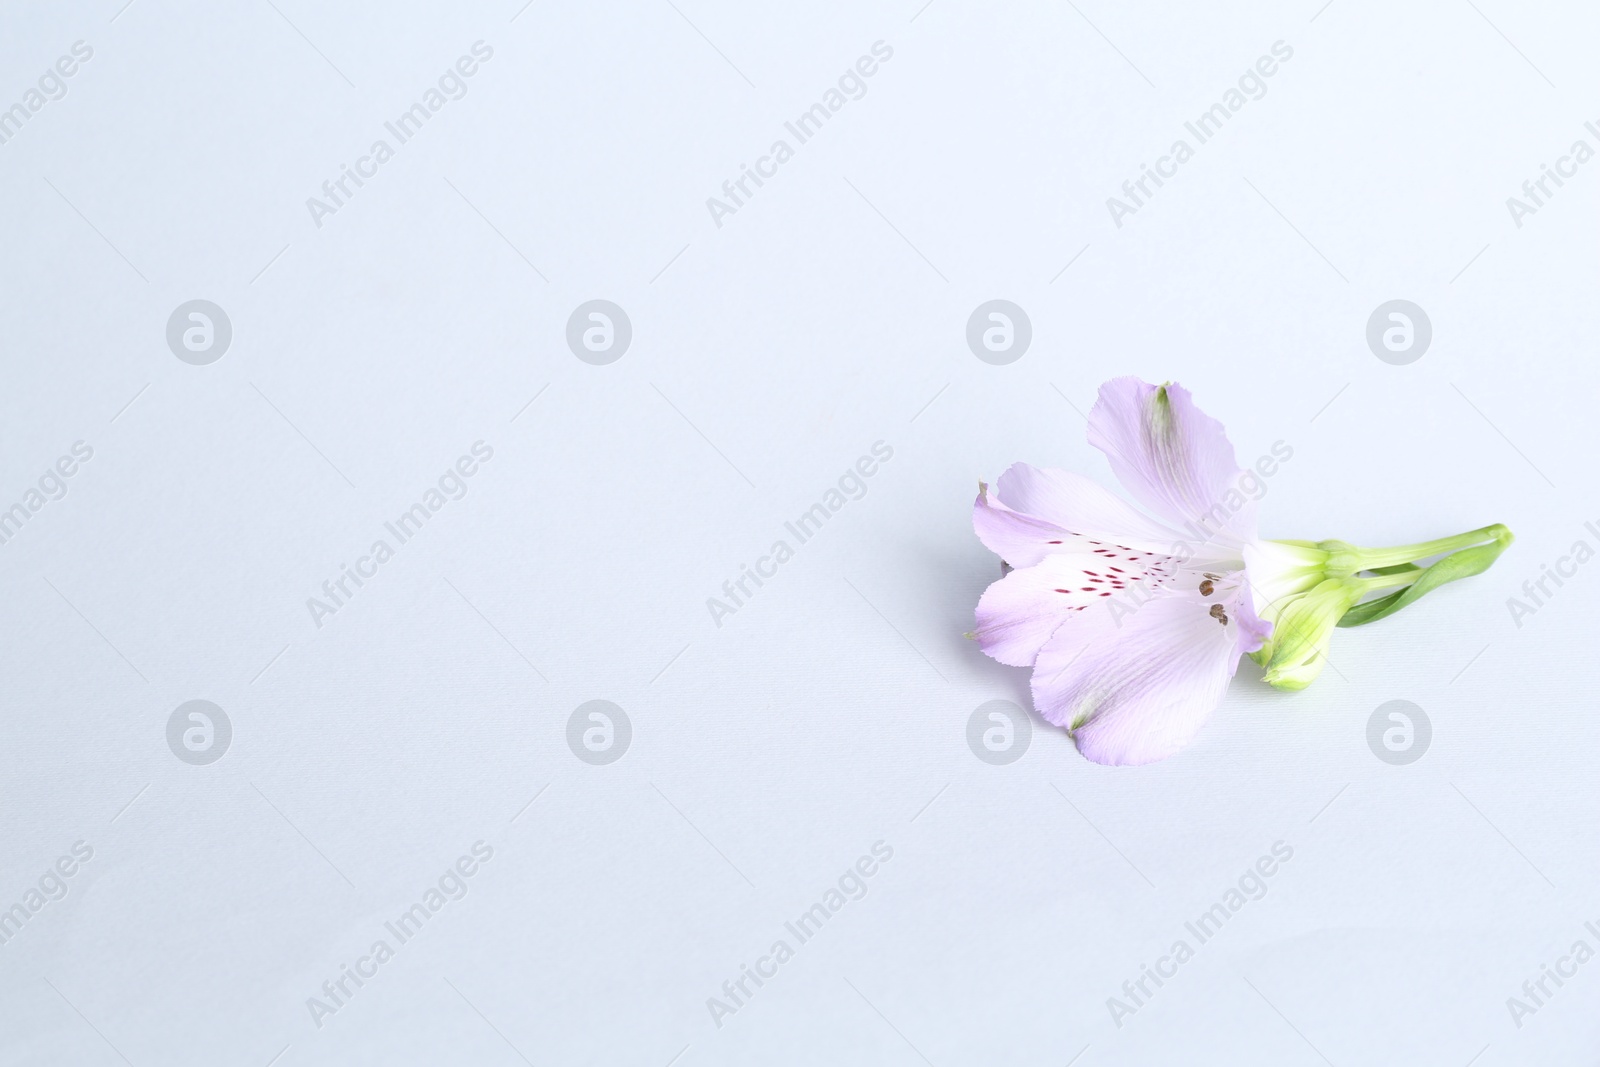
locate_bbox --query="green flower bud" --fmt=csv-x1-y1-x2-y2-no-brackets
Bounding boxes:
1247,524,1513,692
1253,577,1364,690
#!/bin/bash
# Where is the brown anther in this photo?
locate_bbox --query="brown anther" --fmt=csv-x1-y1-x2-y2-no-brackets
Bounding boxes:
1209,603,1228,625
1198,579,1214,596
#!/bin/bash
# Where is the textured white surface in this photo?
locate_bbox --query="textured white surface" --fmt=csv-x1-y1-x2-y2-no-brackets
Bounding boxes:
0,1,1595,1064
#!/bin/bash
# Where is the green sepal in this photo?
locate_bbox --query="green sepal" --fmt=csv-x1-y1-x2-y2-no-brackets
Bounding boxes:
1336,588,1407,627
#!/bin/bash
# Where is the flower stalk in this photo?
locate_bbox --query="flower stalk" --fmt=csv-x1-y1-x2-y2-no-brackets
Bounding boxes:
1251,523,1513,689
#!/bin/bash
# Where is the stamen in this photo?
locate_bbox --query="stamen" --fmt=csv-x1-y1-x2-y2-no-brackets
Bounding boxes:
1209,603,1228,625
1198,579,1214,596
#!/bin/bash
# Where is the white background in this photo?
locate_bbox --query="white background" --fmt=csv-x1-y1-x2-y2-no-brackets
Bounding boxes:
1,1,1596,1064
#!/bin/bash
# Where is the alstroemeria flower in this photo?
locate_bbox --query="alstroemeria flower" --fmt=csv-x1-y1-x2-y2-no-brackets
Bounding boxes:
971,377,1511,766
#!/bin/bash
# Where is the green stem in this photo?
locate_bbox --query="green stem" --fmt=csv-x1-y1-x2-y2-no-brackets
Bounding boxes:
1336,524,1515,628
1342,523,1513,571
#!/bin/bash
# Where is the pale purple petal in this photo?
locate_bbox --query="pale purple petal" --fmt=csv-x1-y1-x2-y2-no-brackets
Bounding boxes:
1225,585,1272,658
972,483,1074,570
1086,378,1255,544
1029,586,1264,766
974,547,1187,667
994,463,1179,548
974,552,1103,667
